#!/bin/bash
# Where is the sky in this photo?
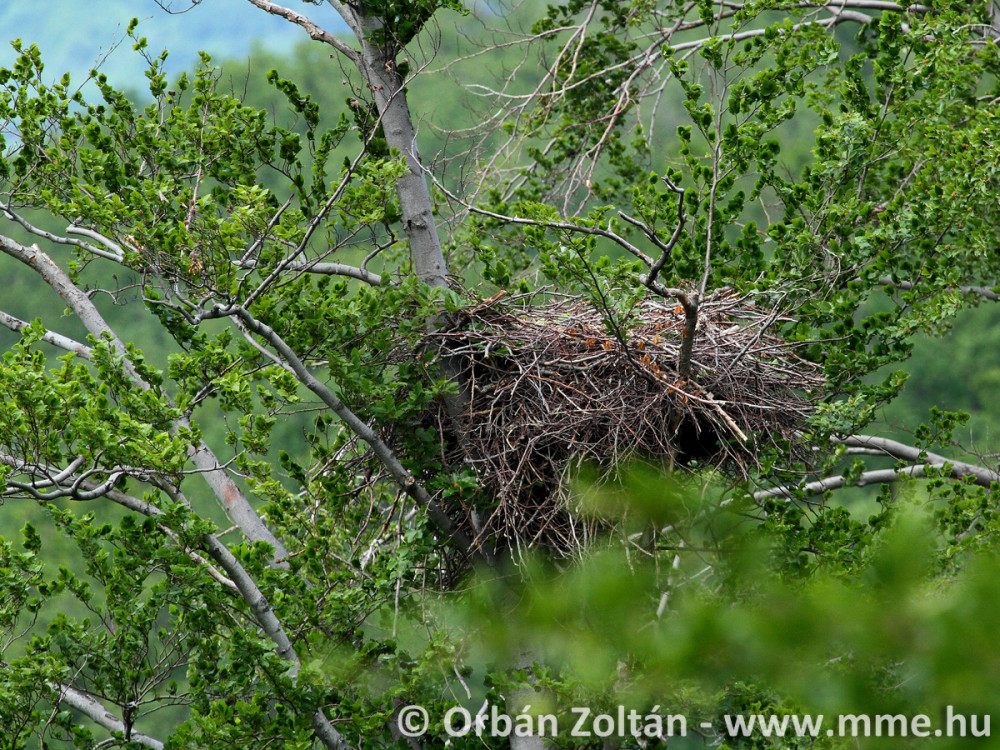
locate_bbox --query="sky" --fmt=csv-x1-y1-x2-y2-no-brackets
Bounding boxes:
0,0,348,89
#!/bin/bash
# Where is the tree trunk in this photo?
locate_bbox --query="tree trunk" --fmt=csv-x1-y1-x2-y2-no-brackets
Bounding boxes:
354,19,448,290
508,648,548,750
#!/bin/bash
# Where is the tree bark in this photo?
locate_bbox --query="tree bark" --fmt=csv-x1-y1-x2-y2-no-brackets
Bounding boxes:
507,649,548,750
0,234,289,561
344,10,449,290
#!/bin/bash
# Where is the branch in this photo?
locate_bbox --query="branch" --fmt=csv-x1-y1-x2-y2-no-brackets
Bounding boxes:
325,0,363,39
879,276,1000,302
675,291,700,383
195,522,352,750
755,434,1000,500
781,1,933,11
237,259,383,286
51,682,164,750
834,434,1000,486
66,224,128,259
670,13,879,54
2,218,354,750
242,0,361,63
619,175,686,291
59,473,351,750
430,176,657,266
429,173,702,307
68,481,239,591
0,310,93,358
0,233,290,561
0,454,86,490
3,208,124,263
92,482,349,749
202,304,477,559
754,464,933,500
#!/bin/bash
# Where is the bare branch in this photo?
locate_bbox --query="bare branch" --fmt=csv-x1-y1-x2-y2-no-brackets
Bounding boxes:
237,259,383,286
65,224,128,259
0,310,93,358
325,0,363,38
755,464,933,500
200,303,478,560
756,434,1000,500
834,434,1000,486
430,176,656,266
242,0,361,63
3,208,124,263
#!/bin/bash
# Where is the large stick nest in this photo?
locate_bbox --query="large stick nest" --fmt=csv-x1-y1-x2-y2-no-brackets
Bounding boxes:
406,289,824,557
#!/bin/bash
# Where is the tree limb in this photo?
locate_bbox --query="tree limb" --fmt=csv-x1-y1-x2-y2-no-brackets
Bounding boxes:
62,474,352,750
0,309,93,358
241,0,361,63
879,276,1000,302
200,303,478,560
325,0,363,39
237,259,383,286
2,208,124,263
755,434,1000,500
103,490,350,750
620,175,686,291
834,434,1000,486
754,464,933,500
430,176,657,266
675,291,700,382
0,233,290,561
50,682,164,750
65,224,128,259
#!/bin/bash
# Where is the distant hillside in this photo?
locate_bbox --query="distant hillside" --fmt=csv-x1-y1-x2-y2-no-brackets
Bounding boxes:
0,0,347,90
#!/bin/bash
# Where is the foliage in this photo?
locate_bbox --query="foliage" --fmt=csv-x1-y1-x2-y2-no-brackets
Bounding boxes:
1,1,1000,749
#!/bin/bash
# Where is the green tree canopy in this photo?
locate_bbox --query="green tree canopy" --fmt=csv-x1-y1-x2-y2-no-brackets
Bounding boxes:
1,1,1000,748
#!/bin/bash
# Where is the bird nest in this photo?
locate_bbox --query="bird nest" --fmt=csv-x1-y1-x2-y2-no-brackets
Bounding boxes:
400,289,824,557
